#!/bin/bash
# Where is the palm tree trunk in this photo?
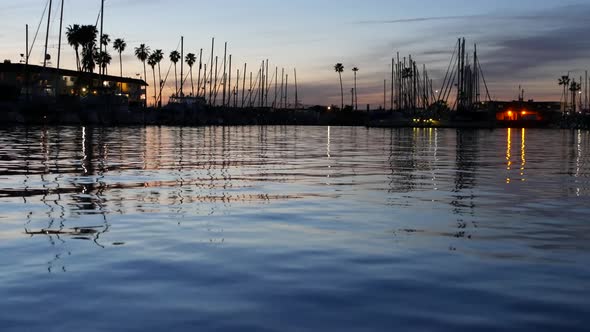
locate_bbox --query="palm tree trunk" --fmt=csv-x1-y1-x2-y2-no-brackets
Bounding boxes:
143,61,147,107
157,63,162,106
339,72,344,110
152,68,157,107
76,48,80,71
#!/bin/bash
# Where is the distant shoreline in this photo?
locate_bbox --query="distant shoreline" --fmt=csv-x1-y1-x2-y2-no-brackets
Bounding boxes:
1,104,588,129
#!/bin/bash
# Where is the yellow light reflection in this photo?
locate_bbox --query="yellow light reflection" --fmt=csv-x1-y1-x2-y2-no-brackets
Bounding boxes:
506,128,512,184
520,128,526,181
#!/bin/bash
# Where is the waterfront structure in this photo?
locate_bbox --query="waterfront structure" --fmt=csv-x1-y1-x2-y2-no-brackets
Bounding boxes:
489,100,561,123
0,62,147,106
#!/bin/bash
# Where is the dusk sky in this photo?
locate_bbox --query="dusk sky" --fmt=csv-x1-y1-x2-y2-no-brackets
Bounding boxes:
1,0,589,106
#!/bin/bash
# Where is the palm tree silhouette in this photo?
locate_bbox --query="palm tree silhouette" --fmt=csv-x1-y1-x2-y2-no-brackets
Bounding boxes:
558,75,570,112
185,53,196,96
100,34,111,75
135,44,150,107
78,25,98,73
334,63,344,110
95,51,112,76
113,38,126,91
152,50,164,105
66,24,82,71
134,44,150,81
352,67,359,111
170,50,181,96
148,54,158,107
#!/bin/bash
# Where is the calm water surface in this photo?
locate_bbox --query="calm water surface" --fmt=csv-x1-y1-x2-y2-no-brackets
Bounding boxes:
0,126,589,331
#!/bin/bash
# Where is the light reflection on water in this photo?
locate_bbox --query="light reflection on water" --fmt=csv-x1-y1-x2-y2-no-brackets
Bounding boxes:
0,126,589,331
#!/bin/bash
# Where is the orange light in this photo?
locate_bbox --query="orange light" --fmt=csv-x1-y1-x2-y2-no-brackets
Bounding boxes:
521,110,527,116
507,110,513,116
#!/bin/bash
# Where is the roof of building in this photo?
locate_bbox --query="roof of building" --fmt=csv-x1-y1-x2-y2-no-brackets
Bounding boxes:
0,62,148,86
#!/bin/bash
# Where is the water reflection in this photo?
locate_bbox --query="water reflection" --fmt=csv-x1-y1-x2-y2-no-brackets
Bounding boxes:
0,126,589,270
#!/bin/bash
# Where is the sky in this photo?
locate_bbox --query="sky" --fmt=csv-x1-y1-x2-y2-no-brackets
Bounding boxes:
1,0,589,107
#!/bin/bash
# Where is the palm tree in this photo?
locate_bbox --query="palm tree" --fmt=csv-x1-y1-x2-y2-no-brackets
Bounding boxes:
558,75,570,112
352,67,359,111
135,44,150,107
185,53,196,96
78,25,98,73
134,44,150,83
113,38,126,91
334,63,344,110
101,34,111,48
95,51,112,76
148,54,158,107
170,50,181,96
66,24,82,71
152,50,164,105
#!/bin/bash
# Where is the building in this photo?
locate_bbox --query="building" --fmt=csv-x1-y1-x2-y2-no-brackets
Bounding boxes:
0,62,147,106
484,100,562,122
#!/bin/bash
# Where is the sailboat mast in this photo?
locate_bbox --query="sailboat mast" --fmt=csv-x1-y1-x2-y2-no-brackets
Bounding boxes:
99,0,105,75
285,73,289,109
585,70,588,110
294,68,298,109
180,36,184,97
265,59,269,107
26,24,29,65
197,49,203,97
56,0,64,72
43,0,53,68
274,67,278,109
222,42,227,107
391,58,394,110
55,0,64,96
209,37,215,105
280,68,284,109
227,54,232,107
235,69,240,108
241,63,247,108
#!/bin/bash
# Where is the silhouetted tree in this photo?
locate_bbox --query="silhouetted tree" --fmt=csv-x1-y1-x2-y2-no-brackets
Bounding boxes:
66,24,82,71
185,53,196,96
113,38,126,91
152,50,164,105
134,44,150,83
148,54,158,107
559,75,570,112
95,51,112,76
78,25,98,73
99,34,111,75
170,50,181,96
334,63,344,110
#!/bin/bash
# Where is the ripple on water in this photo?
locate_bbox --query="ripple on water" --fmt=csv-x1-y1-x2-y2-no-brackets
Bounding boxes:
0,126,589,331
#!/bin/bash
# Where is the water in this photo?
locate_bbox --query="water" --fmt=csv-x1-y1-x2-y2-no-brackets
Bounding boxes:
0,126,588,331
